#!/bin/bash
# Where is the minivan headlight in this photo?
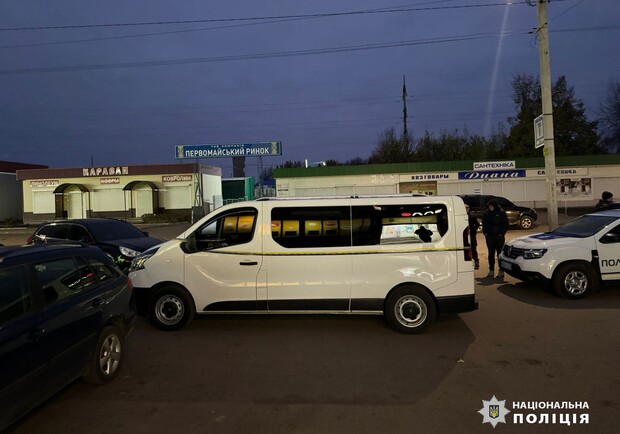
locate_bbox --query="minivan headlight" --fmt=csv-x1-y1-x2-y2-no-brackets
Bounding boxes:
523,248,547,259
130,254,152,272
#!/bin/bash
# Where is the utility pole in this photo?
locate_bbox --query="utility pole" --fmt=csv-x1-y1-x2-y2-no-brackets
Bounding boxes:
402,75,409,139
536,0,558,230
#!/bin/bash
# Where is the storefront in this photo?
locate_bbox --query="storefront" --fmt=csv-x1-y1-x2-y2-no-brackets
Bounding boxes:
17,163,222,224
273,155,620,210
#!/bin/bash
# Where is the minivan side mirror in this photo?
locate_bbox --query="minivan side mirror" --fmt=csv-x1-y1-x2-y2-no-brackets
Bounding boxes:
142,231,149,237
182,234,197,253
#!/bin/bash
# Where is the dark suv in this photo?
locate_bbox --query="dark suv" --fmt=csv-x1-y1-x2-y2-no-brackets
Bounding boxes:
459,195,537,230
28,218,162,272
0,243,136,430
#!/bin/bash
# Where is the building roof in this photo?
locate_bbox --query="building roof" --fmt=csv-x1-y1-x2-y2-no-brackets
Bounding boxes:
0,160,48,174
273,154,620,179
16,163,221,181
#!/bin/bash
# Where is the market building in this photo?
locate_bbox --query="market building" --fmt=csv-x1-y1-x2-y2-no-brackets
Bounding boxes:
273,155,620,211
0,160,48,222
16,163,222,224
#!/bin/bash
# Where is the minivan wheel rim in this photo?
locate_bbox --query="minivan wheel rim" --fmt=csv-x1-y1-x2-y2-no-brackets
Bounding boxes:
521,217,532,229
155,295,184,325
100,334,121,376
563,271,588,295
395,296,427,328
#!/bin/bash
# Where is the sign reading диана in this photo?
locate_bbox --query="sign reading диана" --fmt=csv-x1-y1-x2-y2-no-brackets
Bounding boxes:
176,142,282,159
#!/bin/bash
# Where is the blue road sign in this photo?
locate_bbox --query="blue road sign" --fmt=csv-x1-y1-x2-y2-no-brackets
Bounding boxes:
176,142,282,159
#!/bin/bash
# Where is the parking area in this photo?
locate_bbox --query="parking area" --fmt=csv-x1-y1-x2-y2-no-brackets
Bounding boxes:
4,223,620,433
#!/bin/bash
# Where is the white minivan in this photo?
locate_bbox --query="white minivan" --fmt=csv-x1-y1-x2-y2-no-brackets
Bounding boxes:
129,195,477,333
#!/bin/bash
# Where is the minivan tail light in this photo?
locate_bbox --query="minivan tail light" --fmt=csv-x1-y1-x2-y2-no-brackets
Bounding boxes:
127,277,134,290
26,235,33,244
462,226,472,261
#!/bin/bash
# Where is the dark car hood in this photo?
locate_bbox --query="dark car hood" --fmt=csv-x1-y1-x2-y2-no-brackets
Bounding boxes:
99,237,163,252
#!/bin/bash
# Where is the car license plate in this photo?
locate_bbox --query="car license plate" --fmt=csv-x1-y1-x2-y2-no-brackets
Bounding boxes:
499,260,512,271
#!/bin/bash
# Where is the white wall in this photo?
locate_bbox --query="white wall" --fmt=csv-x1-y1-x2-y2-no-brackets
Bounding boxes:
277,163,620,209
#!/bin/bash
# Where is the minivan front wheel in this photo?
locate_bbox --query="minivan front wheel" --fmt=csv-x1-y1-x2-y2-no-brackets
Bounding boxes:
385,285,436,333
519,215,534,230
149,286,195,331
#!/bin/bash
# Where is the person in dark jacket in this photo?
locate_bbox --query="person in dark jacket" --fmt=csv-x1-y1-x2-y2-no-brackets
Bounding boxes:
596,191,614,210
466,205,480,270
482,199,509,279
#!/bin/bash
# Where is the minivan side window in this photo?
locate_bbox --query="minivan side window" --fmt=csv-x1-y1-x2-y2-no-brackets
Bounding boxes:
270,204,448,248
271,206,351,249
0,266,31,325
195,209,258,251
354,204,448,245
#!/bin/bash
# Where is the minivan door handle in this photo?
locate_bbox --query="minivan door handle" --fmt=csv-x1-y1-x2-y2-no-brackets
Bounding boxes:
239,261,258,266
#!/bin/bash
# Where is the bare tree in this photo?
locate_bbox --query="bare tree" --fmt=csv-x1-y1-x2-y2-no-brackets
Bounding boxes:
598,80,620,153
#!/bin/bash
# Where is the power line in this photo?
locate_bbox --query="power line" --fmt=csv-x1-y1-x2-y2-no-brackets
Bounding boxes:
0,21,615,76
0,31,527,75
0,1,460,49
0,2,531,32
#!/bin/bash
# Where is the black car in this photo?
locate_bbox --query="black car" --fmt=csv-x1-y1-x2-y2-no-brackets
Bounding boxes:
28,218,162,272
0,243,136,430
459,195,537,230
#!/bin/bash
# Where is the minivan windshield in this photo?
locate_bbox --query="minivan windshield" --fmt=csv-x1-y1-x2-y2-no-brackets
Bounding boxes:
552,215,618,238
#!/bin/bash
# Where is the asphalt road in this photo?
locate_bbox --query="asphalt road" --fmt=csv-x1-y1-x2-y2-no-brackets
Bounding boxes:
3,223,620,433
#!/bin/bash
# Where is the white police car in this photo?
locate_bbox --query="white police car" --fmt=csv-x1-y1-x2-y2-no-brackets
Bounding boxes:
499,209,620,299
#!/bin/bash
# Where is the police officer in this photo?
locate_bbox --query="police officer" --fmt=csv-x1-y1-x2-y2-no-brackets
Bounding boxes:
465,205,480,270
482,199,509,278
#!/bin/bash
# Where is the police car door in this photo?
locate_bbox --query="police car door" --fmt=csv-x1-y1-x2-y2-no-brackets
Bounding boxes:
596,220,620,281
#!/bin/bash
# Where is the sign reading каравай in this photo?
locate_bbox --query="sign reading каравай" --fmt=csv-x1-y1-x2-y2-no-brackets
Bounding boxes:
175,142,282,159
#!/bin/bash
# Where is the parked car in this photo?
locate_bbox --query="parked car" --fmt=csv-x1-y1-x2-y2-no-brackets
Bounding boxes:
0,243,136,430
459,195,537,230
28,218,162,272
499,209,620,299
129,195,477,333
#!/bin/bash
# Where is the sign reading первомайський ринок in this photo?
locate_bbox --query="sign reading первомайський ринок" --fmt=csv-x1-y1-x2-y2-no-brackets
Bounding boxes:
175,142,282,159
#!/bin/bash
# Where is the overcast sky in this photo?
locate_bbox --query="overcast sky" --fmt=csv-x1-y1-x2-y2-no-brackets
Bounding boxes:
1,0,618,177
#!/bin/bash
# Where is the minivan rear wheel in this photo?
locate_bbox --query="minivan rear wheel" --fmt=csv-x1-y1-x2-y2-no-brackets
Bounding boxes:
149,286,195,331
385,285,436,333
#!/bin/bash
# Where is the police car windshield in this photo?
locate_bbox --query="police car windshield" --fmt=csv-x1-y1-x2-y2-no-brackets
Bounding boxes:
552,215,618,238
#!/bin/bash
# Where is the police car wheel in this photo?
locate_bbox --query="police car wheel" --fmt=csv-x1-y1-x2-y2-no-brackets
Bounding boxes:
553,263,593,299
385,285,436,333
